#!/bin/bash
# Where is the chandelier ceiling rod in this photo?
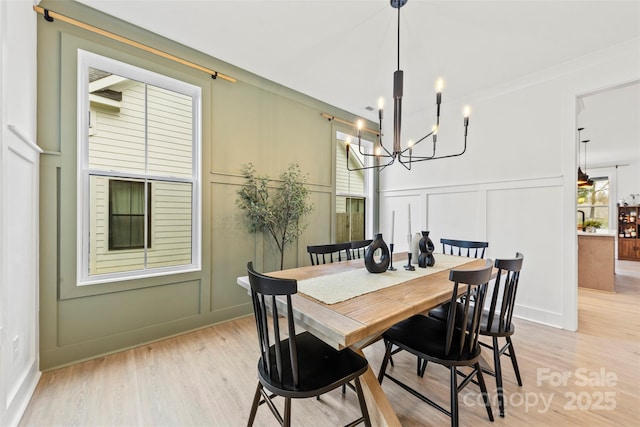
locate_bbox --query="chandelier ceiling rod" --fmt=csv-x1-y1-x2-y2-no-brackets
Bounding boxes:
345,0,470,172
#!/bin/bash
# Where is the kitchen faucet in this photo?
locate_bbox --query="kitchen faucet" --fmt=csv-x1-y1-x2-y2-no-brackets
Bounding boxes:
577,210,585,231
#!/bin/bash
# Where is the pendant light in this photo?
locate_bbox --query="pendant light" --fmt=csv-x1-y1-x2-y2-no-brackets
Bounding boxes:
577,127,592,187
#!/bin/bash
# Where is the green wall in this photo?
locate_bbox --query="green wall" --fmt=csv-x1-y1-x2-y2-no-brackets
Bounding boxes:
37,0,375,370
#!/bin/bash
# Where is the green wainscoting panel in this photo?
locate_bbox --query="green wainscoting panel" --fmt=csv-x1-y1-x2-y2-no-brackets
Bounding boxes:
210,180,257,311
57,280,201,346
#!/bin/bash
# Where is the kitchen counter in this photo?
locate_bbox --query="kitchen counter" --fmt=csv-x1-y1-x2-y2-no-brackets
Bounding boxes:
577,230,617,237
577,232,615,292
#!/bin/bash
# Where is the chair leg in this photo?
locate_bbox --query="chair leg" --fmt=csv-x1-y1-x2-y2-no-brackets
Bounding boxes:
377,341,393,384
418,358,428,377
450,367,459,427
354,377,372,427
247,383,262,427
475,362,495,422
506,336,523,386
492,336,505,417
284,397,291,427
388,343,395,367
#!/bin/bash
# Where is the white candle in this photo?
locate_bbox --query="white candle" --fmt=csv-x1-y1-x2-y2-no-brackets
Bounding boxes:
408,204,412,242
391,210,395,244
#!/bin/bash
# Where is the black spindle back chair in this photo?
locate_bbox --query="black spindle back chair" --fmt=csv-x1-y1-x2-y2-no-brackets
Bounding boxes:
307,242,352,265
350,239,373,259
480,252,524,417
378,260,495,427
246,262,371,427
440,238,488,259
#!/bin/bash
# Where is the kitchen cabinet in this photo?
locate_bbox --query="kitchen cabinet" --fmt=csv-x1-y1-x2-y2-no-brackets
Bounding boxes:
578,232,615,292
617,205,640,261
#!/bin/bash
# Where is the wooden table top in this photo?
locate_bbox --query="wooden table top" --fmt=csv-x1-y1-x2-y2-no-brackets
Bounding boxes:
237,254,487,350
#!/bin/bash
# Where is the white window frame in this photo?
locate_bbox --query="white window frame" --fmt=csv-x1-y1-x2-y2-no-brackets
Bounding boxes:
77,50,202,286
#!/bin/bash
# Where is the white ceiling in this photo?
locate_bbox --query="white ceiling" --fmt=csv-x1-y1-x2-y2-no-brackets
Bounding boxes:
75,0,640,164
578,81,640,169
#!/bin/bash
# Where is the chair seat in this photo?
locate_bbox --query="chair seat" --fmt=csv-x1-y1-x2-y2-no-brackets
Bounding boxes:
430,303,516,336
479,311,516,336
383,315,482,367
258,332,369,398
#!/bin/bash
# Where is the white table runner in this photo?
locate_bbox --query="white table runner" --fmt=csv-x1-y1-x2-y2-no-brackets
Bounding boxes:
297,254,475,304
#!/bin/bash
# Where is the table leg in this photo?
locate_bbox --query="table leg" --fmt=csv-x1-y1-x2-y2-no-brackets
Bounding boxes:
356,351,402,427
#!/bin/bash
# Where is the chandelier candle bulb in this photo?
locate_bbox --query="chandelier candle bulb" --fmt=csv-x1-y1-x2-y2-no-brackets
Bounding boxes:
463,106,470,134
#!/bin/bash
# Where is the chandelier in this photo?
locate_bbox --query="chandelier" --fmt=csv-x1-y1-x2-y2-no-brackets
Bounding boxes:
577,127,593,187
345,0,470,172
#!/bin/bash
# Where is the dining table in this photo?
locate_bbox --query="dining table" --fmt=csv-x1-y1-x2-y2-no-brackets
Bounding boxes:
237,252,489,426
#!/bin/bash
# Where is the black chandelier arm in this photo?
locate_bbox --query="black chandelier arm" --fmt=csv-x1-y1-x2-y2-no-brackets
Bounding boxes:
355,140,394,158
378,142,395,158
398,129,437,156
354,136,394,159
399,136,468,162
396,154,412,170
346,156,394,172
355,150,394,160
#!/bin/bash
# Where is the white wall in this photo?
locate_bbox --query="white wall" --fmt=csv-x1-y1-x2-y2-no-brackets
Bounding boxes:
380,38,640,330
0,1,41,426
617,159,640,203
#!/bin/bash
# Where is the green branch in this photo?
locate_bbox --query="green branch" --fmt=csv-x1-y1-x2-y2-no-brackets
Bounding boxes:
236,163,313,270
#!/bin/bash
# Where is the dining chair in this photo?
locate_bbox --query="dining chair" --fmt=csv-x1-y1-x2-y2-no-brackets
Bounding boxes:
393,238,488,376
440,238,489,259
377,261,495,427
428,253,524,417
246,262,371,426
478,253,524,417
349,239,373,259
306,241,360,396
307,242,352,265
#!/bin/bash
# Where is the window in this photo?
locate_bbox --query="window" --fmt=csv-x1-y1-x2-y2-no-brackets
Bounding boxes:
78,50,201,285
335,131,374,243
109,180,151,250
577,177,610,229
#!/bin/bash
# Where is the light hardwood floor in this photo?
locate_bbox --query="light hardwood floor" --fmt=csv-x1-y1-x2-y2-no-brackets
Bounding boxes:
20,261,640,426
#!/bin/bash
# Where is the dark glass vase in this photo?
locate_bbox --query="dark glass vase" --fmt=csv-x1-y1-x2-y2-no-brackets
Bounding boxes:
364,233,390,273
418,231,436,268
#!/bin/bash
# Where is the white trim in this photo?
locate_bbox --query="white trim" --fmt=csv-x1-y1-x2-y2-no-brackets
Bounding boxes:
382,175,563,195
7,124,42,154
77,50,202,286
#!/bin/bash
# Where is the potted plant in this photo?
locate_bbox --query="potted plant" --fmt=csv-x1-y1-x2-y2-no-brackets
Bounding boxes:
583,218,602,232
236,163,313,270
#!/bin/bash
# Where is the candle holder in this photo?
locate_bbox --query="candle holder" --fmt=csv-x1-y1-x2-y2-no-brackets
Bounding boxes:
404,252,415,271
388,243,396,271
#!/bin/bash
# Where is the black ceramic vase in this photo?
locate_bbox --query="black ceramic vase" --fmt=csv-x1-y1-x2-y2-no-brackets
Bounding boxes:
364,233,391,273
418,231,436,268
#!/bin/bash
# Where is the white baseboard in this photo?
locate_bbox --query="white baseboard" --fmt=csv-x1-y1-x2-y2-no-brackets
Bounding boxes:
2,360,41,427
